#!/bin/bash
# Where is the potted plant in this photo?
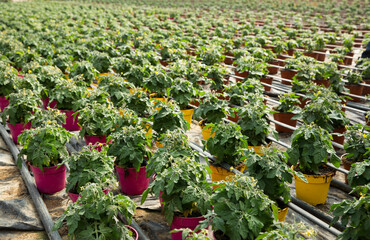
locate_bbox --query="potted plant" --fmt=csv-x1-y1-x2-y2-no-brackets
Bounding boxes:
204,122,248,183
330,184,370,240
343,70,364,102
36,66,65,109
90,51,112,74
1,90,42,144
342,124,370,177
108,125,152,196
204,64,231,91
237,103,277,155
151,100,189,144
243,149,295,222
17,123,71,194
287,123,341,205
256,222,316,239
194,93,229,140
123,90,154,118
0,65,20,111
69,61,98,86
141,155,212,240
77,102,122,150
172,228,212,240
168,77,196,124
347,160,370,188
66,145,117,202
143,68,173,98
198,174,276,240
48,78,87,131
98,75,134,107
272,93,301,133
53,183,138,239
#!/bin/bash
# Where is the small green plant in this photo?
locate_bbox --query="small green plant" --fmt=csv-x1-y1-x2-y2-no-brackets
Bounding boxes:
49,78,87,110
18,123,71,171
256,222,316,240
273,93,301,113
152,100,188,139
0,66,21,96
194,93,229,124
330,184,370,240
198,175,276,240
204,122,248,167
77,102,122,137
343,124,370,163
123,90,153,118
53,183,137,240
287,123,341,174
66,146,116,194
244,149,293,204
344,70,363,85
237,104,277,146
108,125,151,171
347,160,370,187
168,78,196,110
98,75,133,107
143,68,173,97
171,228,212,240
69,61,98,86
141,156,212,225
90,51,112,73
1,89,42,125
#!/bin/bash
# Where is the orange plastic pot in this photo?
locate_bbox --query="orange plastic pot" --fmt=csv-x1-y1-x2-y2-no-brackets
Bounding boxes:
180,108,194,125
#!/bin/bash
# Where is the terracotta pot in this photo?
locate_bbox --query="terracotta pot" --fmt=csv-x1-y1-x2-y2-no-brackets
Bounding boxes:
303,52,318,60
345,84,364,102
331,127,346,148
316,50,326,62
227,109,239,123
280,69,296,85
287,49,295,56
362,79,370,96
273,112,296,133
313,79,330,88
234,70,248,81
260,77,273,91
267,65,279,75
342,157,353,184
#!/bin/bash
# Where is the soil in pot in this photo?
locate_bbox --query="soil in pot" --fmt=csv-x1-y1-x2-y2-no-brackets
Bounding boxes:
30,164,66,194
273,112,296,133
116,165,149,196
293,165,336,205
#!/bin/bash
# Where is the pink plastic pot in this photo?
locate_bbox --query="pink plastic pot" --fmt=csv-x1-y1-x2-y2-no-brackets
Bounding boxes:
126,225,139,240
30,164,66,194
61,110,81,131
84,135,110,151
68,188,109,203
42,97,57,109
0,96,9,112
17,74,24,77
116,166,149,195
7,122,32,144
170,215,205,240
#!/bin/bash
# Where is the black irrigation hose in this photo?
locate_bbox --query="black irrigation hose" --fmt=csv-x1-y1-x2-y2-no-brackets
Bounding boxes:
0,123,62,240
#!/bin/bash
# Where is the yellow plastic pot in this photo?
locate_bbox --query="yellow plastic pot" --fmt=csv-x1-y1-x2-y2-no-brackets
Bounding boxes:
292,166,335,205
248,142,271,156
200,121,215,141
129,88,145,94
210,164,246,189
278,207,288,222
142,121,152,139
180,108,194,125
151,97,167,112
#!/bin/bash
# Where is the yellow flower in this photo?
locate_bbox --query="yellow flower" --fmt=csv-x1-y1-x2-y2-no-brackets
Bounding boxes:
303,229,315,237
47,120,51,124
28,70,32,74
364,134,367,138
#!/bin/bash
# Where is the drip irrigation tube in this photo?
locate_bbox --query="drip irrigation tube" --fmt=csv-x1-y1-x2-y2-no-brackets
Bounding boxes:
0,123,62,240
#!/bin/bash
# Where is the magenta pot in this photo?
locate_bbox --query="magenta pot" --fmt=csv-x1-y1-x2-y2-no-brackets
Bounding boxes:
7,122,32,144
126,225,139,240
0,96,9,112
42,97,57,109
170,215,205,240
30,164,66,194
61,110,81,131
116,165,149,195
84,135,110,151
68,188,109,203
